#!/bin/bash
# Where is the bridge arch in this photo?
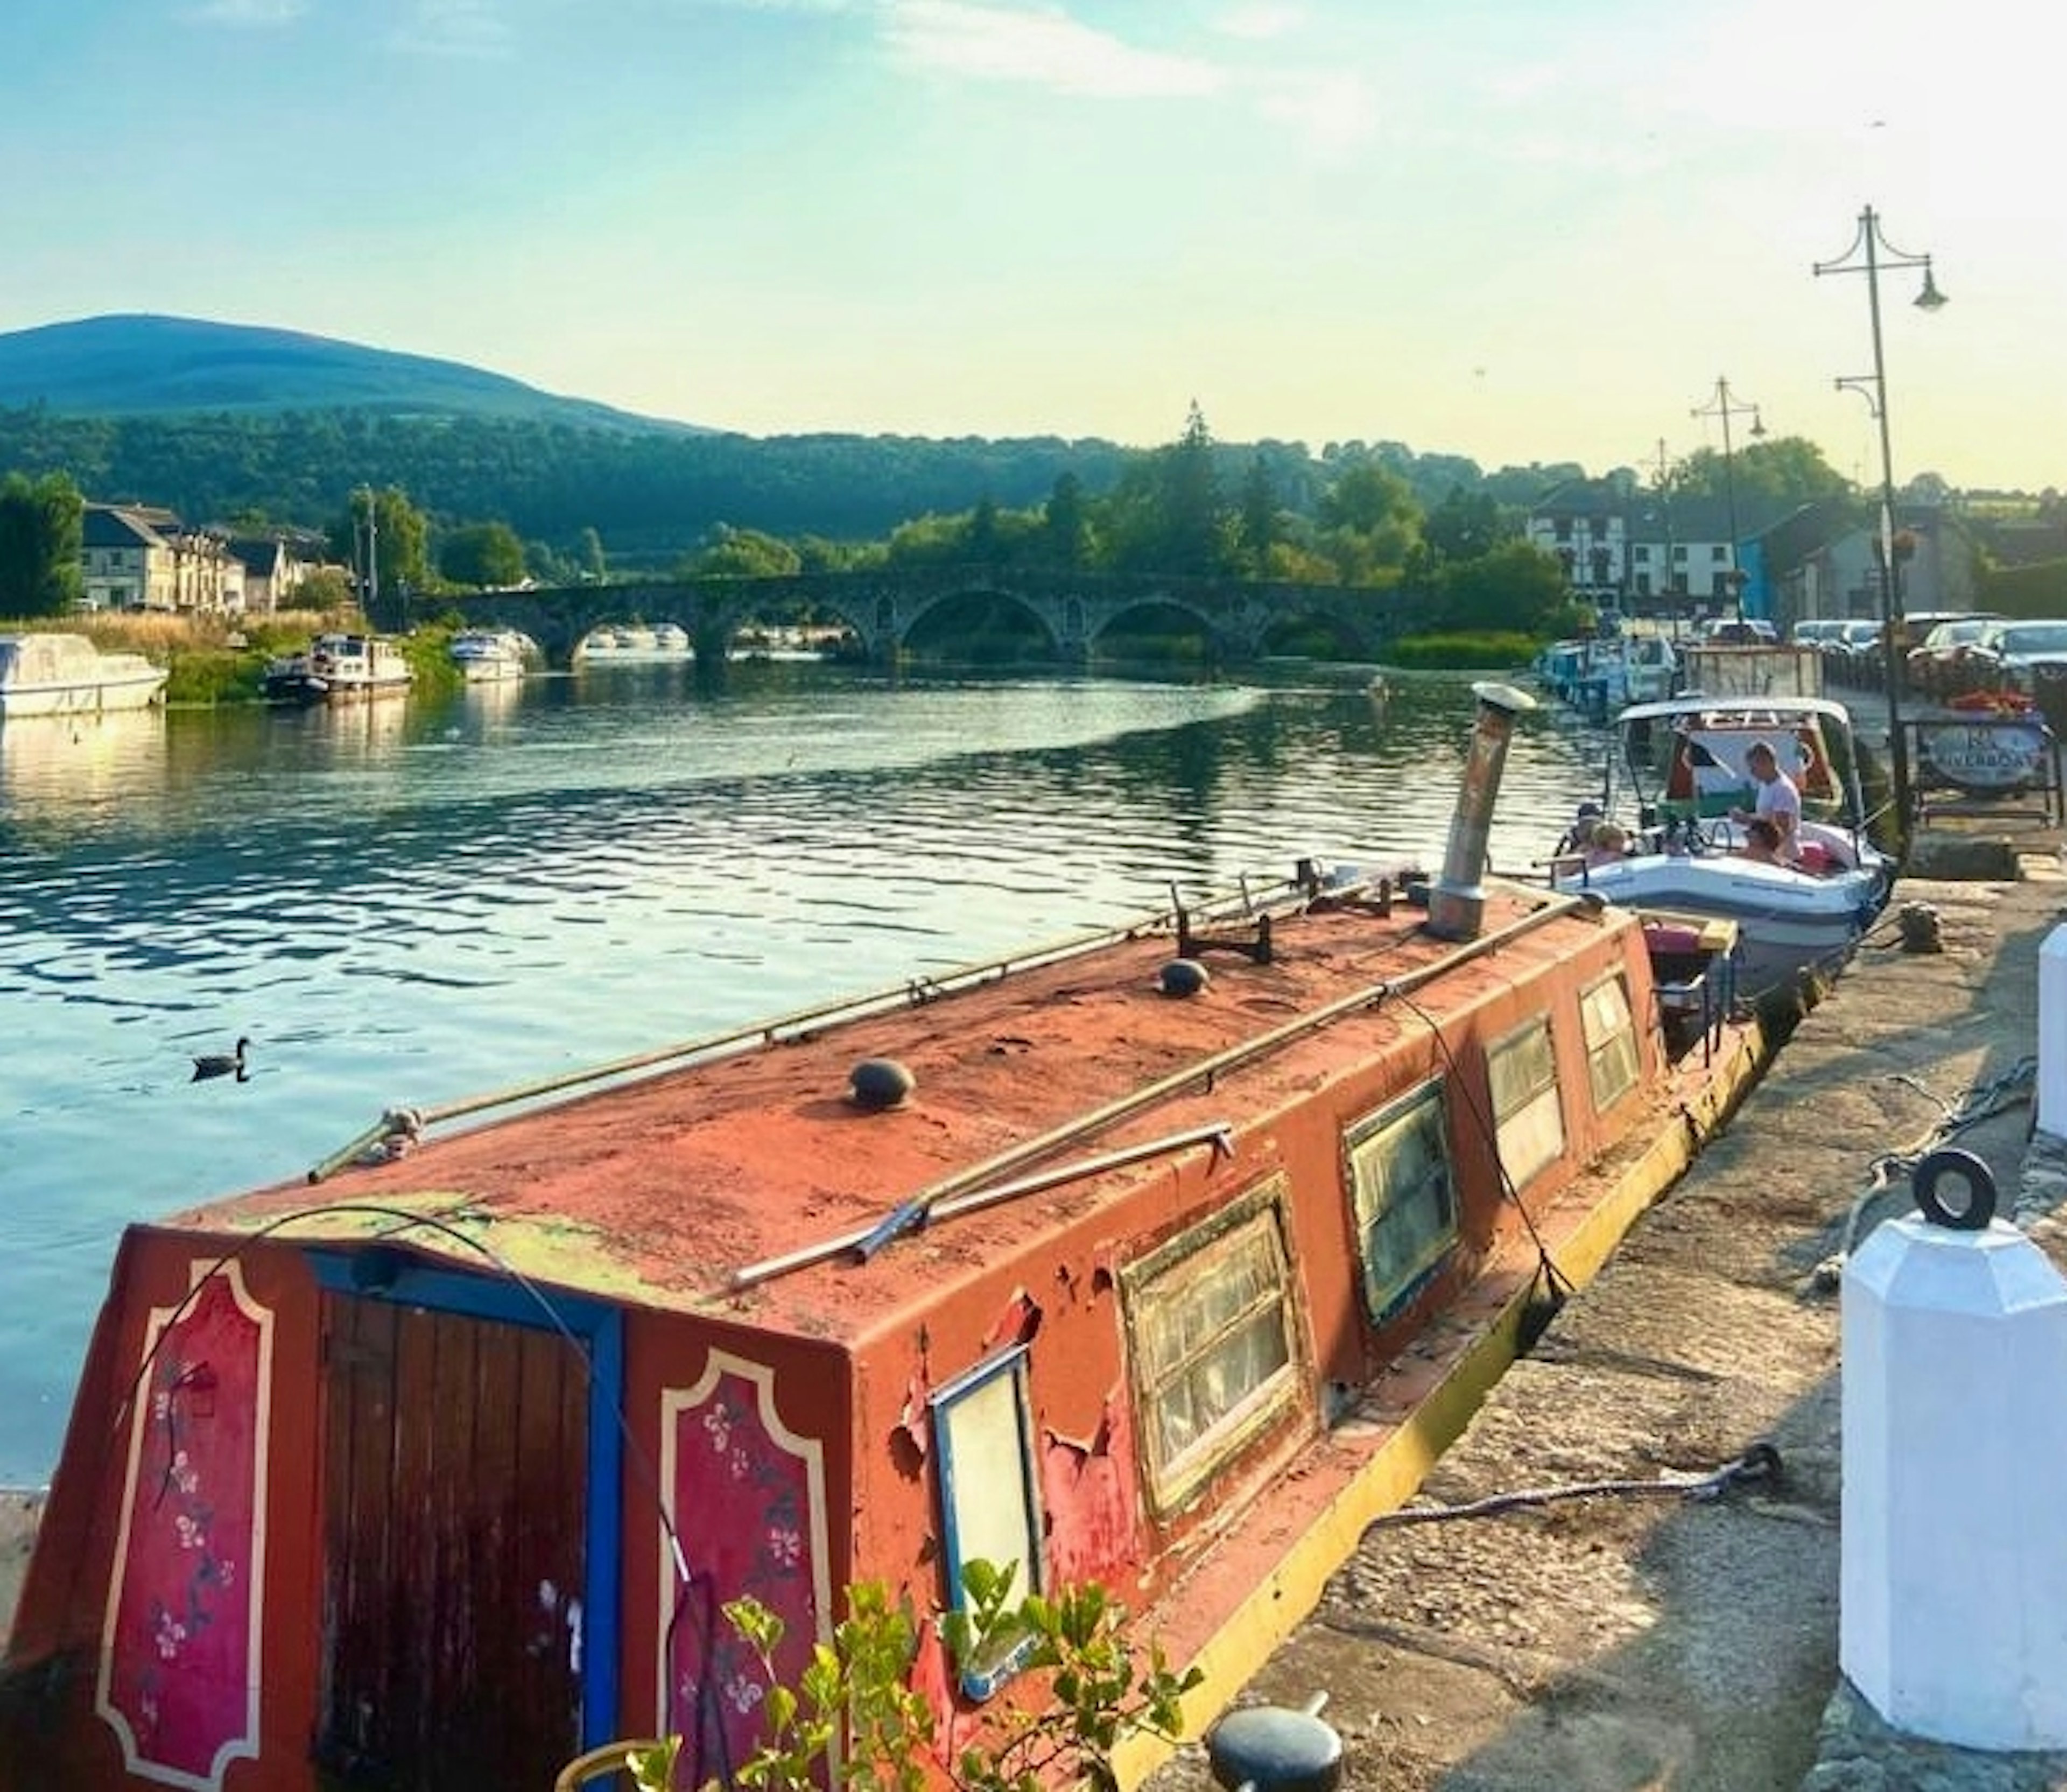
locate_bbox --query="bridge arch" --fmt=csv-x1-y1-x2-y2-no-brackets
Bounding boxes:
421,568,1426,669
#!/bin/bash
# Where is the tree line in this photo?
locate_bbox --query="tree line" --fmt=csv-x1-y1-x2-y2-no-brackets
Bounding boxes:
2,398,1869,637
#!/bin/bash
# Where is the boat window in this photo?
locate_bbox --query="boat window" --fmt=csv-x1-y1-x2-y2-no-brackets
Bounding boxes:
931,1347,1043,1699
1580,973,1641,1112
1121,1181,1298,1515
1488,1016,1566,1190
1344,1082,1458,1323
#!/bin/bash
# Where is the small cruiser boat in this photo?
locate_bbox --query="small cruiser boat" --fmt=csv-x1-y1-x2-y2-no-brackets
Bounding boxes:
3,687,1760,1792
448,628,535,684
1552,693,1895,998
0,633,167,720
576,622,692,663
263,633,413,705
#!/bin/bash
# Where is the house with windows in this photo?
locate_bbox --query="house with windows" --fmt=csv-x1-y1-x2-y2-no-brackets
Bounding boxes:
80,503,240,615
1525,480,1969,626
228,532,319,614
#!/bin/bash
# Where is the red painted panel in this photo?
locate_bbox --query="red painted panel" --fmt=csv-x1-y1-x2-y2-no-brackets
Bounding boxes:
97,1267,268,1788
664,1355,827,1787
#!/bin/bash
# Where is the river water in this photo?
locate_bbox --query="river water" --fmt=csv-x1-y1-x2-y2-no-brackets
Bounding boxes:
0,660,1609,1484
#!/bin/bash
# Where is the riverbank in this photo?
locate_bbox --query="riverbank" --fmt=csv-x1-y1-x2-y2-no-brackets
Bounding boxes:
1143,844,2067,1790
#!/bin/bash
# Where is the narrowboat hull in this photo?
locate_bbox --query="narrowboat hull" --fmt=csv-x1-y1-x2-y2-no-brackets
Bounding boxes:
3,869,1757,1792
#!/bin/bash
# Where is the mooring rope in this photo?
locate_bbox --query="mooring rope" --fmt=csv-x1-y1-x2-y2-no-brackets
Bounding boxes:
1362,1442,1780,1531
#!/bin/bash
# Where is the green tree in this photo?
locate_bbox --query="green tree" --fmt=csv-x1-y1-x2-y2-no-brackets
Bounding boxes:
690,525,803,578
1161,401,1226,575
575,525,607,580
1042,473,1091,568
1675,434,1849,507
1318,460,1418,536
328,486,431,601
1422,486,1506,564
439,519,527,588
286,565,356,612
0,470,85,617
1238,455,1282,576
965,494,1001,565
1432,538,1572,634
1097,405,1231,576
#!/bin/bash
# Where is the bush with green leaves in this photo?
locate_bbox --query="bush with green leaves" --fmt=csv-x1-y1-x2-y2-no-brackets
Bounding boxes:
628,1562,1200,1792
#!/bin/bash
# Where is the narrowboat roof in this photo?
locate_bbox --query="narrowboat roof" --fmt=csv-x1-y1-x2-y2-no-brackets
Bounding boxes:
160,878,1634,1351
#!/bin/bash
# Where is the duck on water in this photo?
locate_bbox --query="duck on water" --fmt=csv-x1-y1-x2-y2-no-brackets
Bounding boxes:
1,684,1762,1792
189,1037,250,1083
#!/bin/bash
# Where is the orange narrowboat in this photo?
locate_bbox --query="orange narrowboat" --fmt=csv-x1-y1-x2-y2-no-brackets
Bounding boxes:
1,686,1756,1791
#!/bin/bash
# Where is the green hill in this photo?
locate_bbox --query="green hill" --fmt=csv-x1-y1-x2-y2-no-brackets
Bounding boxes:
0,313,703,433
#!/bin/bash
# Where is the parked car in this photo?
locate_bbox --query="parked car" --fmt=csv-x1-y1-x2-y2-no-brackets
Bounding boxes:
1964,620,2067,715
1891,609,1986,657
1906,614,2003,697
1789,619,1846,649
1698,617,1779,645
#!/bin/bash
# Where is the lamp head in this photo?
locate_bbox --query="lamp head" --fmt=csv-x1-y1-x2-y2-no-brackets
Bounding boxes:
1915,262,1948,311
1749,409,1767,439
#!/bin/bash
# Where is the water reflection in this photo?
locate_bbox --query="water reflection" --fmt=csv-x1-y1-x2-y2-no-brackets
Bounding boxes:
0,709,170,841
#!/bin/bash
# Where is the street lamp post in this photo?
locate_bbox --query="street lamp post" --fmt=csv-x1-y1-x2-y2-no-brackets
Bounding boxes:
1690,378,1764,625
1815,204,1946,837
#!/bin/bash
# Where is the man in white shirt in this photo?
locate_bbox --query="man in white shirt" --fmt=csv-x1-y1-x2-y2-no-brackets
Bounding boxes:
1732,741,1802,859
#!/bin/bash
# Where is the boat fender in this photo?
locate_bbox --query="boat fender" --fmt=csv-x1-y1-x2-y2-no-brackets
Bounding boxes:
849,1058,916,1111
1913,1147,1996,1231
1207,1695,1343,1792
1158,958,1211,997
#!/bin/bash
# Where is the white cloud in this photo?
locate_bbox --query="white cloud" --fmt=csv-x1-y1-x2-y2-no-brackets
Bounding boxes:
182,0,307,24
1255,68,1375,152
1213,2,1303,42
389,0,512,58
883,1,1224,100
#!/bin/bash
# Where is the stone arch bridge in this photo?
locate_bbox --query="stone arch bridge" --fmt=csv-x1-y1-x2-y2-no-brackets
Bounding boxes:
409,567,1428,666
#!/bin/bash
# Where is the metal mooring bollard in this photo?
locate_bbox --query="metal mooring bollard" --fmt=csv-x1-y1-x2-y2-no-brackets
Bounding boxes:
1206,1692,1343,1792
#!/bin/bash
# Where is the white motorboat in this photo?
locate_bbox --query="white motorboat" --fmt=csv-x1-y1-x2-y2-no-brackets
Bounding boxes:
575,622,692,663
449,628,536,683
263,633,413,705
1551,694,1895,997
0,632,168,719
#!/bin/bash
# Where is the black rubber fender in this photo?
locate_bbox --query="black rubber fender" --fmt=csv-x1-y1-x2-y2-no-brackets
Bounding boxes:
1913,1146,1997,1231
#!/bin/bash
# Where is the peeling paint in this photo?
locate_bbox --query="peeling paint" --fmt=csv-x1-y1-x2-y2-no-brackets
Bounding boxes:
1040,1393,1141,1586
983,1289,1042,1351
895,1372,932,1463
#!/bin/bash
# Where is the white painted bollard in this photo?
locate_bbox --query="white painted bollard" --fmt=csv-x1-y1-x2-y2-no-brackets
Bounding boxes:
1842,1150,2067,1749
2040,923,2067,1141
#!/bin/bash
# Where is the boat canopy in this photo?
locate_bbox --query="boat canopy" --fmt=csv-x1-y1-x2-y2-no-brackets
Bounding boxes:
1614,695,1864,825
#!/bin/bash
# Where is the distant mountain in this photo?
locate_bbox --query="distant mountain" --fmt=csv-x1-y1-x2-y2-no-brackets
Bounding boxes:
0,314,706,434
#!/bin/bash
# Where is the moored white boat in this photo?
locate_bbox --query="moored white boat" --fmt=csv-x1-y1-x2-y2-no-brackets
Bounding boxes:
1551,693,1894,997
263,633,413,705
0,633,168,720
449,628,536,684
575,621,692,663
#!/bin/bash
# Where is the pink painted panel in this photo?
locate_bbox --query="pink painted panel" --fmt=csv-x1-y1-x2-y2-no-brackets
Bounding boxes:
99,1269,269,1789
664,1360,825,1784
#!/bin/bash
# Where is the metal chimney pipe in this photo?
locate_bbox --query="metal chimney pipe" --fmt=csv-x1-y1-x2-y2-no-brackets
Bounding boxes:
1425,680,1538,943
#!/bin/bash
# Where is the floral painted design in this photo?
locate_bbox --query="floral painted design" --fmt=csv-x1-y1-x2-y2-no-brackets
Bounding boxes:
664,1357,827,1788
97,1269,268,1789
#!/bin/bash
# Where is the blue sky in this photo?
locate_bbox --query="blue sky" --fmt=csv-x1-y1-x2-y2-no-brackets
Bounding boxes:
2,0,2056,492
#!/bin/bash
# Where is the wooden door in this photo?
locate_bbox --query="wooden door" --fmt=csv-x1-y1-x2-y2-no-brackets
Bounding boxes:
315,1291,588,1790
